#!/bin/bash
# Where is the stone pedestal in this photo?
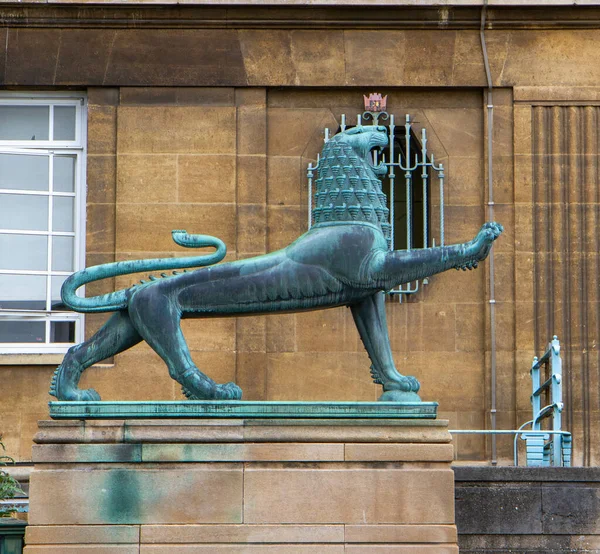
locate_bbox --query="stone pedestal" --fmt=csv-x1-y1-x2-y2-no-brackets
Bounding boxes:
26,418,457,553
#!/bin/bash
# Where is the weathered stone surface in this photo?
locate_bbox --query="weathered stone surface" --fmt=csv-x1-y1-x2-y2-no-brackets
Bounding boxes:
29,466,243,525
345,524,457,543
455,484,542,534
236,155,267,204
239,30,296,86
178,155,236,204
120,87,235,106
237,204,267,254
141,524,344,543
543,486,600,534
237,105,267,156
139,546,344,553
105,29,246,86
55,30,115,85
4,29,59,85
32,443,141,463
25,525,139,544
24,544,140,554
117,155,177,204
345,546,457,554
244,467,454,524
235,352,268,401
88,105,117,155
117,106,236,154
345,31,406,86
290,30,345,86
87,155,117,205
115,204,236,253
344,443,454,462
140,443,343,462
502,31,600,88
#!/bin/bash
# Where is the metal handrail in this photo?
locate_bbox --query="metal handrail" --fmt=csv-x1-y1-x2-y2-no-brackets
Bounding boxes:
449,428,572,466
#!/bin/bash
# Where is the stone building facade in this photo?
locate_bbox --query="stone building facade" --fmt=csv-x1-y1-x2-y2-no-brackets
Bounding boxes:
0,1,599,466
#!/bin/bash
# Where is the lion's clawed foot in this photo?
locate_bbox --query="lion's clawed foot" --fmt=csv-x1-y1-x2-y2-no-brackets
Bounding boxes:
213,382,243,400
379,375,421,402
384,375,421,393
457,222,503,270
182,380,242,401
49,366,101,401
474,222,503,258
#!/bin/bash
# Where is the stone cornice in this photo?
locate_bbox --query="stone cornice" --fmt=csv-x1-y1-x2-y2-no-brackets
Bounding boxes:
0,4,600,30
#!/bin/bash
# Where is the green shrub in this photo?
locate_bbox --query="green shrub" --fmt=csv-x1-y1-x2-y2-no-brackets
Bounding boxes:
0,436,25,517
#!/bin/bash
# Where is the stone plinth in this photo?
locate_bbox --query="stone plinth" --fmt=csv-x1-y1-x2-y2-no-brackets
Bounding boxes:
26,417,457,553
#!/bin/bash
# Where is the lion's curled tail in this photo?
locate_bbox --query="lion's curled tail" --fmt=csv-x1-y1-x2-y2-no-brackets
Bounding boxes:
61,230,226,313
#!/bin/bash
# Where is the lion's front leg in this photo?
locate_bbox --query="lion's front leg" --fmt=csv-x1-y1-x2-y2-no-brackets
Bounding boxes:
350,292,421,402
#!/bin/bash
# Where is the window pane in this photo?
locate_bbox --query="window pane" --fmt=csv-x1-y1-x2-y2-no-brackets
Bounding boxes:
0,320,45,343
0,234,48,271
0,274,47,310
0,153,49,191
51,275,67,309
53,106,76,141
51,236,74,272
0,194,48,231
0,106,49,141
50,321,75,343
52,196,74,232
53,155,75,192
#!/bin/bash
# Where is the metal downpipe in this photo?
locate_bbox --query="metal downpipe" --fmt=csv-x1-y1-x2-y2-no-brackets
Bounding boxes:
480,0,498,465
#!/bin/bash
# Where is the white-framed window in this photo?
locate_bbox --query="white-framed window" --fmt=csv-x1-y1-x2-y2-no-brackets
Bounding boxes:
0,93,87,353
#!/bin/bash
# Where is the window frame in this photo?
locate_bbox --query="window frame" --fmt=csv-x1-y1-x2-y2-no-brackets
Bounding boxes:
0,92,87,354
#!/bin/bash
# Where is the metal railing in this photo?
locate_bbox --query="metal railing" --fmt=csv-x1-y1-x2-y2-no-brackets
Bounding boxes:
450,336,572,467
520,335,571,467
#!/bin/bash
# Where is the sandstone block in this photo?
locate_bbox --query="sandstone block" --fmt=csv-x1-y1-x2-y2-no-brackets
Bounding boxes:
25,525,139,544
236,155,267,204
141,524,343,544
117,155,177,204
178,155,236,204
140,546,344,553
244,467,454,524
345,524,457,543
344,443,454,462
117,107,236,154
29,467,243,525
239,30,296,86
141,443,343,463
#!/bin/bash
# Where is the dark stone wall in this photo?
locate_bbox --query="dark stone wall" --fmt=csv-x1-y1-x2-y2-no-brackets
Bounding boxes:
455,467,600,553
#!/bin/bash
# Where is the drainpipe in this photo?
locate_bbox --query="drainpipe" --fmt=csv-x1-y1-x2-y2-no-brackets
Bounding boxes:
480,0,498,465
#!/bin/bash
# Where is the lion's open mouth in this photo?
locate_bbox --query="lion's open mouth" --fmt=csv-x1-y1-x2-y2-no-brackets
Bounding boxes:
367,132,388,175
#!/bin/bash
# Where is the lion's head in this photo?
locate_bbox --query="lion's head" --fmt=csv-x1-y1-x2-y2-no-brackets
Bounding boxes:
311,125,391,241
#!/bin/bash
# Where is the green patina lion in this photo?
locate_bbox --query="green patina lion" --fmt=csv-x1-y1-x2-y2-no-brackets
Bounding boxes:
51,125,502,402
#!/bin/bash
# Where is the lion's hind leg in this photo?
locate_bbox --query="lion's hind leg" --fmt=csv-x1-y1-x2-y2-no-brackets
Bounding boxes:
50,311,142,401
127,285,242,401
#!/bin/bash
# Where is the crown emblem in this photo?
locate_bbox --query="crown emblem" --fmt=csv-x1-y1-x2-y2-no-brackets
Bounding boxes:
363,93,387,113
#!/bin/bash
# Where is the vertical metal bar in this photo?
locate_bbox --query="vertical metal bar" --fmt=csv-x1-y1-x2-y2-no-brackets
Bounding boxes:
307,162,314,229
439,164,445,246
405,115,412,251
46,153,53,344
551,336,563,465
531,356,541,430
389,115,395,251
341,114,346,132
421,128,428,249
